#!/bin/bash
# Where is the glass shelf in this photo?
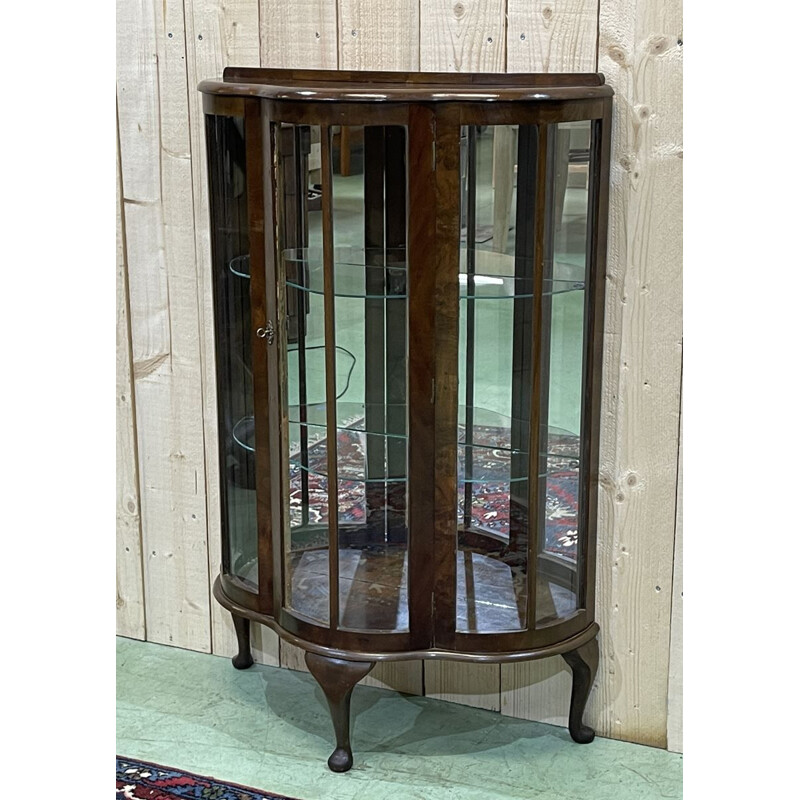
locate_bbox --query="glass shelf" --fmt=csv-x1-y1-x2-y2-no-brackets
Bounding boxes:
281,418,580,485
232,416,255,453
282,247,584,299
288,401,408,439
234,408,579,467
229,254,251,279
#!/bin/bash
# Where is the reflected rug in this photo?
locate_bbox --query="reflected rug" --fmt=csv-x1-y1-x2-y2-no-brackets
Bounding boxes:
289,424,580,559
116,757,300,800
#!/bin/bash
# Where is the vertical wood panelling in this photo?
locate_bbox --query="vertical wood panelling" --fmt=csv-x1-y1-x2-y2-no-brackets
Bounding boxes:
506,1,598,72
339,1,420,70
185,0,280,667
116,112,146,641
426,662,500,711
117,0,212,651
260,1,338,68
116,0,682,747
363,662,422,695
667,394,683,753
499,0,599,733
420,0,505,713
594,0,683,746
280,641,309,673
420,0,506,72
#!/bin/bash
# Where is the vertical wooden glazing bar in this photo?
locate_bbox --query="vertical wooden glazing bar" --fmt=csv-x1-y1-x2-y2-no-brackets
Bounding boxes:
581,107,612,617
431,105,461,648
320,125,339,630
293,126,311,527
384,125,408,544
526,123,553,633
463,126,477,529
575,122,599,610
406,104,437,648
244,99,274,613
264,106,286,617
509,125,537,566
363,126,387,543
272,114,291,614
206,116,230,580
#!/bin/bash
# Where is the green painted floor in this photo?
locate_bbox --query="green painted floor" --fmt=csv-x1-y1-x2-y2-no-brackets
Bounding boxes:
117,637,682,800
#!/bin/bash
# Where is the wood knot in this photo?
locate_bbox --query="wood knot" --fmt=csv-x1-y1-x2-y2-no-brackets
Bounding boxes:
636,105,651,120
619,154,633,171
648,34,669,55
453,2,465,18
607,44,627,65
542,6,554,20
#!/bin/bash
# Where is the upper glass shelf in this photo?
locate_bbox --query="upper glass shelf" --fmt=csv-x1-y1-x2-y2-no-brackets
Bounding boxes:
282,248,585,299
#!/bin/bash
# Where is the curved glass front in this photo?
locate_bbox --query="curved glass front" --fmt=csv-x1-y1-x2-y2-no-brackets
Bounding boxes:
206,114,257,590
277,125,410,632
455,122,594,633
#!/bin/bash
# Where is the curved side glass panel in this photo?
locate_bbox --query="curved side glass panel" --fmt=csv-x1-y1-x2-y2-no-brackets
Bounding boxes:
206,114,257,589
535,120,593,626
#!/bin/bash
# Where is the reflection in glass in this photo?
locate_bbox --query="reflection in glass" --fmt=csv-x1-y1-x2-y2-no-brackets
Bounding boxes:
456,124,534,633
278,125,409,632
278,124,330,625
535,120,593,626
206,114,257,589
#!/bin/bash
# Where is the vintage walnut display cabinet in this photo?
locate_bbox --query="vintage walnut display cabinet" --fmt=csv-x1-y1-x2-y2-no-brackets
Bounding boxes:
200,68,612,772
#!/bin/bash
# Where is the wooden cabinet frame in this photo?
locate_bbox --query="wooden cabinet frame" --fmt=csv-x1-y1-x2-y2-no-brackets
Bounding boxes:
202,68,612,772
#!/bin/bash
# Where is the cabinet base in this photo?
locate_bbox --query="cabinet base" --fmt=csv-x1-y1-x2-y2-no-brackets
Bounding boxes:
213,577,599,772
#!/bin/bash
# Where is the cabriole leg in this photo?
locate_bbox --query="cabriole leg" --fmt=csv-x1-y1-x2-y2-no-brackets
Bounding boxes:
305,652,375,772
561,634,599,743
231,612,254,670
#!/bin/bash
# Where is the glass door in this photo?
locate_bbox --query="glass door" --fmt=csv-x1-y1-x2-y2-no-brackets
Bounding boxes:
276,123,411,634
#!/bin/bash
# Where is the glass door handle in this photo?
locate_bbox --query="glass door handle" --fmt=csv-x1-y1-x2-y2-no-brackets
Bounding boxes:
256,321,275,345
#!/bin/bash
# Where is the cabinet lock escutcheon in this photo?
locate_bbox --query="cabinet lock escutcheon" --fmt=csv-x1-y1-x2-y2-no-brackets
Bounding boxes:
256,320,275,345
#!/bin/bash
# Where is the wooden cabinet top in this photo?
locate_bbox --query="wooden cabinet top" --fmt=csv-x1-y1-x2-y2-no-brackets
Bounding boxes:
199,67,614,103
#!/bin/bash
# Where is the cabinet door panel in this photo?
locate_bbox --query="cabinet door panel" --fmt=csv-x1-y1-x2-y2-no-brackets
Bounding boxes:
275,124,411,634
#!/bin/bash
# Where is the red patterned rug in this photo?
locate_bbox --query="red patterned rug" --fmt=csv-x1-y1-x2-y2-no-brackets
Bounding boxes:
289,423,581,560
117,757,300,800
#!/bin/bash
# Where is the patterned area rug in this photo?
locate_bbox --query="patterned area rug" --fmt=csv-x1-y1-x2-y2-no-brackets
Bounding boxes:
116,757,299,800
289,424,580,560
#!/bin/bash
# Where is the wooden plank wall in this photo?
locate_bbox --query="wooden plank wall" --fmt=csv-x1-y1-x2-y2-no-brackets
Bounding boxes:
116,0,683,748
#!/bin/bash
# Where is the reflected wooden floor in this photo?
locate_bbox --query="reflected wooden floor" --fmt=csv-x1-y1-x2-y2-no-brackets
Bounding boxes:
285,548,576,633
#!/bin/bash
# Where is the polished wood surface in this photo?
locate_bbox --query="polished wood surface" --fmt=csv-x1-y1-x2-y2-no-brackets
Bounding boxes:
244,99,275,616
305,652,376,772
215,575,600,664
199,67,613,103
208,78,612,658
562,634,599,743
203,71,613,768
231,612,254,670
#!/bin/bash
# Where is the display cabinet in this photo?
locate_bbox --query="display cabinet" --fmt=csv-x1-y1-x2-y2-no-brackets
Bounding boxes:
201,68,612,772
